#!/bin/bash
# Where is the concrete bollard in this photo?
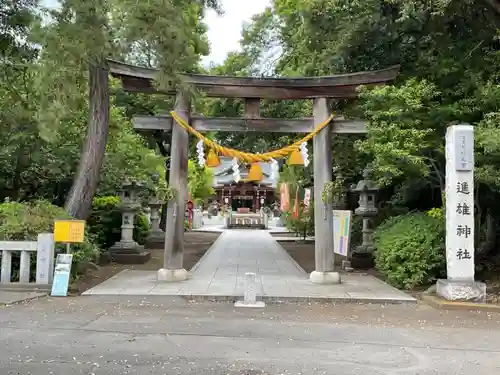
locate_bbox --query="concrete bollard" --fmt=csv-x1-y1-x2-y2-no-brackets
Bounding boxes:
234,272,265,308
244,272,257,304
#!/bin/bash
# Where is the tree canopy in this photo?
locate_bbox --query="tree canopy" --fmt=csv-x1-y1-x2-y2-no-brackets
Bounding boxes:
201,0,500,263
2,0,500,265
0,0,220,216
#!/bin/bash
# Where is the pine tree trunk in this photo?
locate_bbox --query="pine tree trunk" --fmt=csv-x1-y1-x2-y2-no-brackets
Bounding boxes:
65,63,110,219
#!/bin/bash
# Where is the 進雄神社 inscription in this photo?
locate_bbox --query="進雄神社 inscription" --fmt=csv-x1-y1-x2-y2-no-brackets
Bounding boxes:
455,182,473,263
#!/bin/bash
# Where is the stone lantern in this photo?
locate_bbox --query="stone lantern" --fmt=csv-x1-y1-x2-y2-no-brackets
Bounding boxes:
145,174,165,249
350,166,379,269
109,179,151,264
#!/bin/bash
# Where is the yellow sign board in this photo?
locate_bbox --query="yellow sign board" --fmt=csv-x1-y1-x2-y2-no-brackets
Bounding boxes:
54,220,85,243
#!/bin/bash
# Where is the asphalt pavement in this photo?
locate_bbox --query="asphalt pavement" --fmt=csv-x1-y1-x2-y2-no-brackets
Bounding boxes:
1,296,499,374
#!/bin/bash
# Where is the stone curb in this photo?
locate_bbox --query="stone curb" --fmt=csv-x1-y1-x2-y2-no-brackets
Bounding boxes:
177,294,417,305
420,288,500,313
0,292,47,307
0,284,51,292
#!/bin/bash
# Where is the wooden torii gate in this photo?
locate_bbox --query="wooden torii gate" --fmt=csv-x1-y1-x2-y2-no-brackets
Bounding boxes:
108,60,399,284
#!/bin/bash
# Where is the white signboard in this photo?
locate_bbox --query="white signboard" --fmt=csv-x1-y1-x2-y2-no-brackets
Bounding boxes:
333,210,352,256
445,125,475,280
51,254,73,297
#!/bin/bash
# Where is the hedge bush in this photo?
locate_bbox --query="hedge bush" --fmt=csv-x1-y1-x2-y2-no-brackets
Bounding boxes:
0,200,99,281
350,205,409,249
282,205,314,239
374,212,445,289
87,196,150,251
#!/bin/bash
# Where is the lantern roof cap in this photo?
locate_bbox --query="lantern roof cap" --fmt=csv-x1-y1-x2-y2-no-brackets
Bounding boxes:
120,179,144,192
352,165,378,192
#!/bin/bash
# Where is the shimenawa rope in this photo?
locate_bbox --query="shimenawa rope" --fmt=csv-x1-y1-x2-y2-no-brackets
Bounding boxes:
170,111,334,163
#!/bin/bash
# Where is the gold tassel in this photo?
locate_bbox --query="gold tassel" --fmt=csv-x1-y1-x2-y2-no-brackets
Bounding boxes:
287,149,304,165
205,149,220,167
247,162,263,181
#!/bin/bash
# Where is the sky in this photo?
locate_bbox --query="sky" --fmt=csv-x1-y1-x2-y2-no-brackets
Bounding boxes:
42,0,271,66
202,0,270,65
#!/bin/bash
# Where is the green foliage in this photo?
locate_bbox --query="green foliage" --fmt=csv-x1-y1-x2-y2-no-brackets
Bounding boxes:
87,196,150,252
374,212,445,289
237,0,500,202
0,200,69,240
426,207,444,221
350,204,409,249
0,0,221,218
282,206,314,240
277,165,311,195
356,79,443,187
0,0,38,59
282,195,314,240
349,215,363,248
32,0,221,130
100,108,165,195
86,196,121,250
322,177,345,204
3,0,500,282
223,0,500,274
187,159,215,204
475,112,500,190
277,168,315,239
0,200,99,280
0,87,164,203
134,214,150,244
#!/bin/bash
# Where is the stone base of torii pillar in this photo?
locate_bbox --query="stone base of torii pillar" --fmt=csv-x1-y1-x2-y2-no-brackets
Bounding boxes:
309,271,341,285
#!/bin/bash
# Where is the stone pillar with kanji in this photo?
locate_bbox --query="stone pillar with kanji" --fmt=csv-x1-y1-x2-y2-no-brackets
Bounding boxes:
436,124,486,302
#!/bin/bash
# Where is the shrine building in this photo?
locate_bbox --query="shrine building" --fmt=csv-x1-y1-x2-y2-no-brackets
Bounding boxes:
209,157,277,212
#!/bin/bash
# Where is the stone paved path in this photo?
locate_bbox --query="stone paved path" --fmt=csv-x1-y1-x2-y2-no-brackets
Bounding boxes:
189,230,305,297
83,230,415,303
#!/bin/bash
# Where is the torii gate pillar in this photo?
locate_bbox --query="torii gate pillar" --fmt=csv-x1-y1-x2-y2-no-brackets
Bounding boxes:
157,92,189,282
310,98,340,284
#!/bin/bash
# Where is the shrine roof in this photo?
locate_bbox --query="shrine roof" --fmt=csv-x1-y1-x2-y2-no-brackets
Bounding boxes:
108,59,399,99
210,157,277,188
